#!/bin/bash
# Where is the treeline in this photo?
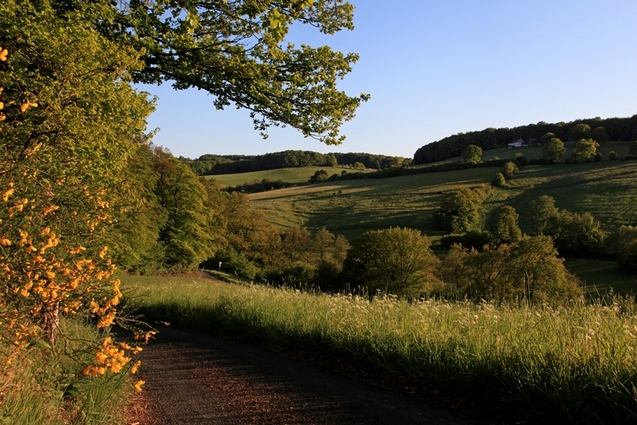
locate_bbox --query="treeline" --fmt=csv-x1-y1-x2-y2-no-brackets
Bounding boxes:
413,115,637,164
180,150,410,175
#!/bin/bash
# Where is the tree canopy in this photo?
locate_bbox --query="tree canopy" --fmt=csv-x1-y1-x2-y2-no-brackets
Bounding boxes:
116,0,369,145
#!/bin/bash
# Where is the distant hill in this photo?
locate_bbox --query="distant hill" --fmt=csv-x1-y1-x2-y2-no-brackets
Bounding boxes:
413,115,637,164
179,150,410,176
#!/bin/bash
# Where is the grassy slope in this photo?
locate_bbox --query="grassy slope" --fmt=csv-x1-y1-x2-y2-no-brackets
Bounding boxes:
249,155,637,292
249,160,637,237
206,166,372,187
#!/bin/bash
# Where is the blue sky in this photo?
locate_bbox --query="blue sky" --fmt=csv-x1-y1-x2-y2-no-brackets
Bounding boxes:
140,0,637,160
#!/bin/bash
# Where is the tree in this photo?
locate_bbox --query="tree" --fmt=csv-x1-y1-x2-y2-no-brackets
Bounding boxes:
591,127,609,145
489,206,522,245
342,227,440,297
542,138,566,163
440,237,583,305
0,0,152,370
529,195,560,234
571,139,599,161
113,0,369,145
611,226,637,274
570,123,591,141
461,144,483,164
309,169,329,183
502,161,518,179
492,173,506,187
547,211,605,254
435,187,491,233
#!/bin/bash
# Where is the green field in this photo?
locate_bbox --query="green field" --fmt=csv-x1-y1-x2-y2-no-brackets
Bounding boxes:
206,166,372,187
249,159,637,240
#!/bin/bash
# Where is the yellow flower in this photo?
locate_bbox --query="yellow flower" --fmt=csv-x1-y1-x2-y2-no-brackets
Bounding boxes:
20,101,38,113
134,380,145,392
2,188,14,202
0,48,7,61
42,205,59,216
130,360,141,374
0,236,11,246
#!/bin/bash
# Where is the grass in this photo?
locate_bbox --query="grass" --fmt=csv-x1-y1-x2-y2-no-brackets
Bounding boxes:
0,318,136,425
123,274,637,424
248,159,637,241
206,166,372,187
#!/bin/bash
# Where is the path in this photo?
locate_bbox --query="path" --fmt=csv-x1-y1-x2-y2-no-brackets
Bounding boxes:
128,325,488,425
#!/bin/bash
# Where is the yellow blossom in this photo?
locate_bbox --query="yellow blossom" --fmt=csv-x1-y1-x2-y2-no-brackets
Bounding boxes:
0,48,7,61
134,380,145,392
20,101,38,113
42,205,59,216
2,187,14,202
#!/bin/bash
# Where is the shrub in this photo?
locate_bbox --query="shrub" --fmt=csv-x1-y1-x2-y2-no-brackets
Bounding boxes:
492,172,507,187
609,151,619,160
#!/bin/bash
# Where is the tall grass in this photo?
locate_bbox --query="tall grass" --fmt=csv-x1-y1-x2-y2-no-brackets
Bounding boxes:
124,275,637,423
0,318,135,425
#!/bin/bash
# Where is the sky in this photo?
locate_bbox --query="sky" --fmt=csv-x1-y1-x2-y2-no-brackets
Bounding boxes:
139,0,637,160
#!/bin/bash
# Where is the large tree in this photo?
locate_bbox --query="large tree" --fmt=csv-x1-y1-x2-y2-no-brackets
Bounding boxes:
114,0,369,145
542,138,566,163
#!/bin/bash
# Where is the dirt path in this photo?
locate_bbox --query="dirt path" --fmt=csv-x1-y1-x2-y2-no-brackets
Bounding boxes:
127,326,486,425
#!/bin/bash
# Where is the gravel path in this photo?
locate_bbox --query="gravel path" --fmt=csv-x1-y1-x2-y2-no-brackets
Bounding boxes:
128,326,487,425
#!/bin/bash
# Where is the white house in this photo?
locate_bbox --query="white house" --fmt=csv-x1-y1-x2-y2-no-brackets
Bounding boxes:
507,138,527,149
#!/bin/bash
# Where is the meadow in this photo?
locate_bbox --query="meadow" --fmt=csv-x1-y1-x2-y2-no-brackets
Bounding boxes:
206,165,372,187
123,274,637,424
248,158,637,241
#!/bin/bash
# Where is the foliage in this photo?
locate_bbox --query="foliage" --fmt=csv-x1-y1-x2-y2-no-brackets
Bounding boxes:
0,0,153,372
440,236,582,304
434,186,491,233
529,196,605,254
413,115,637,164
342,227,440,297
125,275,637,424
571,138,599,162
610,226,637,274
491,172,506,187
439,230,492,251
502,161,518,179
461,144,483,164
591,126,609,144
529,195,559,234
570,123,591,141
309,169,329,183
120,0,369,145
542,137,566,163
0,318,140,425
489,205,522,245
609,150,619,160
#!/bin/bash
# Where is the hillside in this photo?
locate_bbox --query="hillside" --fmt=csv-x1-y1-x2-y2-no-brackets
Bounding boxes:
249,158,637,241
207,166,373,187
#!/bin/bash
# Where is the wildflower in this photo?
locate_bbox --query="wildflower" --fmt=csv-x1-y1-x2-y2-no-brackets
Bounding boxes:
42,205,59,216
0,48,7,61
20,101,38,113
130,360,141,374
134,380,145,392
2,187,14,202
0,236,11,246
